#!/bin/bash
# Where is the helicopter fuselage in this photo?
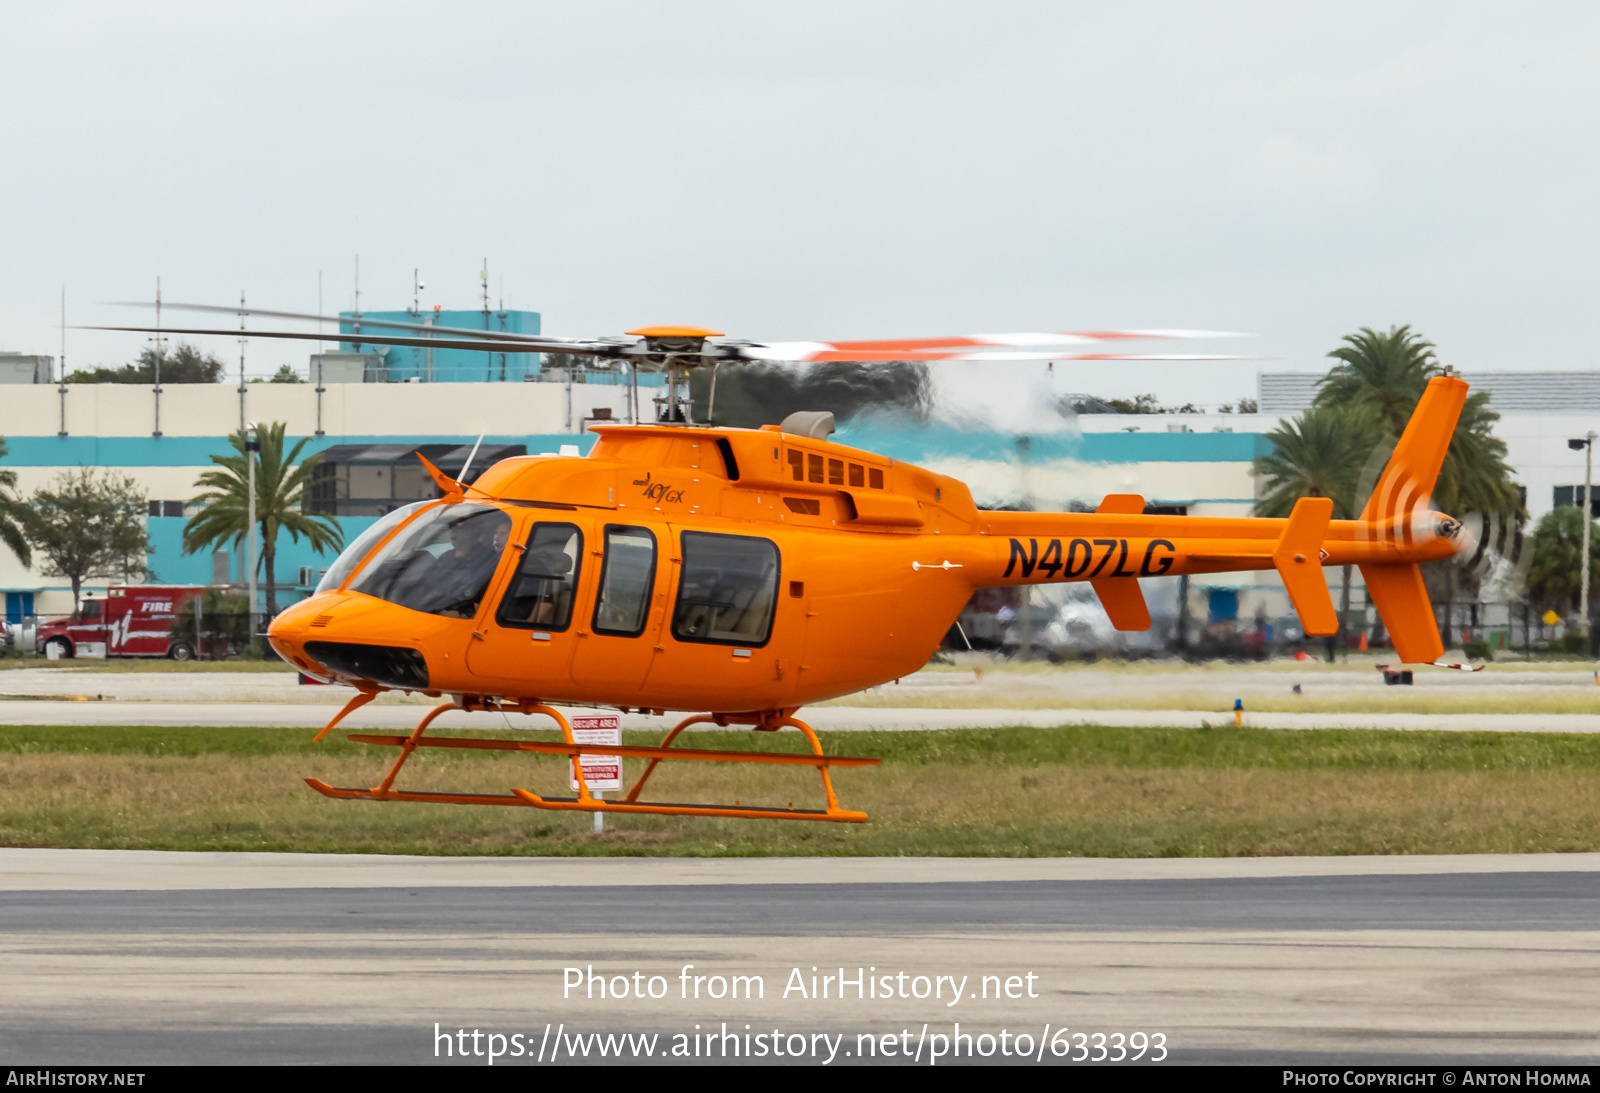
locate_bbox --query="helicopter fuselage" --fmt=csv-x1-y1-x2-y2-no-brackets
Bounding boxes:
268,420,1457,713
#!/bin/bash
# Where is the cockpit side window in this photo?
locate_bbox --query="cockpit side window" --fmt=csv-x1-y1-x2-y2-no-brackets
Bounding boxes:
496,523,582,632
592,526,656,637
348,503,512,619
671,531,780,647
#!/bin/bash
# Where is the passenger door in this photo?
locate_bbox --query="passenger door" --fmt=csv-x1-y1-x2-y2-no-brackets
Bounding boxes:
640,526,789,710
571,521,667,694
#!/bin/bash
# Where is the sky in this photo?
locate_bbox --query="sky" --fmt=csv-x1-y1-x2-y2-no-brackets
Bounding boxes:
2,1,1598,415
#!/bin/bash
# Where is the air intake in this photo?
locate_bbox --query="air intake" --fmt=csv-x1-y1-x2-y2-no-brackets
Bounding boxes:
303,642,429,690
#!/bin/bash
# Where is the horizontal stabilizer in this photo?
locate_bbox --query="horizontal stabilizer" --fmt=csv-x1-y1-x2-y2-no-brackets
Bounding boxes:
1090,578,1150,631
1362,562,1444,664
1273,496,1338,636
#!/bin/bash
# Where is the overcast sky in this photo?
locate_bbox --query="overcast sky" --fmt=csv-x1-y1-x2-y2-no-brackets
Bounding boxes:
3,1,1598,412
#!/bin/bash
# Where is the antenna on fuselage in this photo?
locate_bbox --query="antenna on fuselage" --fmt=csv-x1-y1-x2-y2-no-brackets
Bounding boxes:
458,433,486,486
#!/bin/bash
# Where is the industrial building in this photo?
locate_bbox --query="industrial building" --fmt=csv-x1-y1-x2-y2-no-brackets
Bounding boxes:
335,308,543,383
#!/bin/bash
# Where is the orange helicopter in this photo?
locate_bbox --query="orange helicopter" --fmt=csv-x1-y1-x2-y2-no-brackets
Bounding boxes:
95,310,1471,823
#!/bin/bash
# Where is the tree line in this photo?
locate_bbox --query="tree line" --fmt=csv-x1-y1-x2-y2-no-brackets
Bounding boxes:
65,342,303,384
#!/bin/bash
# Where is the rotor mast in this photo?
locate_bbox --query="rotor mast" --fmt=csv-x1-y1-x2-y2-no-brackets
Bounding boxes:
623,326,726,425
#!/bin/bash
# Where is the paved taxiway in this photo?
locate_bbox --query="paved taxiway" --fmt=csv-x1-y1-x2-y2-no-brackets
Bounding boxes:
8,664,1600,732
4,850,1599,1065
8,698,1600,733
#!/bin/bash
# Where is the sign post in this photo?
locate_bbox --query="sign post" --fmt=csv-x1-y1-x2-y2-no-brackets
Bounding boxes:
569,713,622,833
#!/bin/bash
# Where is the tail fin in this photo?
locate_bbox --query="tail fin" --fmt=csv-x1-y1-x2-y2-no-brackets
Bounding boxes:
1359,375,1468,523
1355,374,1465,664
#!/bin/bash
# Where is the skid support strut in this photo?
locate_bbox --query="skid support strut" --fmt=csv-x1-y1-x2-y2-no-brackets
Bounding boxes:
305,705,878,822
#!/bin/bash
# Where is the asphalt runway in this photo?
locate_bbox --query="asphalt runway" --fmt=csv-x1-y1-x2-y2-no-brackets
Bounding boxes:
4,851,1599,1065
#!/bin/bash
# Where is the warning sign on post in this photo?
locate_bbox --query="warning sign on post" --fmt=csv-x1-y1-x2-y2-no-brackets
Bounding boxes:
569,713,622,792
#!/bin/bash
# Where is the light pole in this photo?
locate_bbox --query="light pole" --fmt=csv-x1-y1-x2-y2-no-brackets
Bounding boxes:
1569,432,1597,644
244,425,257,649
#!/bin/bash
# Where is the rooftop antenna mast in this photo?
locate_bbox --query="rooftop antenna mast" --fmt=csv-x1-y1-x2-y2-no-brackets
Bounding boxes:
237,290,247,433
57,285,68,437
497,274,507,383
481,259,491,382
350,254,362,355
150,277,165,438
314,273,326,437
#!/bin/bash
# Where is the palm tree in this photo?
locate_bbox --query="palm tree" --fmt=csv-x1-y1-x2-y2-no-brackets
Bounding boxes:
1317,325,1439,437
0,437,30,567
1254,404,1380,654
183,422,343,620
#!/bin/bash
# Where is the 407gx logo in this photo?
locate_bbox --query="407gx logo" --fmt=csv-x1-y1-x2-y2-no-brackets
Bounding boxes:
633,472,685,505
1003,537,1176,580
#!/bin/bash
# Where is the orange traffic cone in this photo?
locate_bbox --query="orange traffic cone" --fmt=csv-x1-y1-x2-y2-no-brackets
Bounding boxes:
1359,632,1368,652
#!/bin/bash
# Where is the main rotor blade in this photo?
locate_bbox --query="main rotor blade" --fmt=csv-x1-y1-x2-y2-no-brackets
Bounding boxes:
109,300,584,347
732,344,1254,363
737,329,1249,361
80,325,615,357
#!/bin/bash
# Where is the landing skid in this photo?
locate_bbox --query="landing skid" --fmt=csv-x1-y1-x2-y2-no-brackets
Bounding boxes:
305,702,878,823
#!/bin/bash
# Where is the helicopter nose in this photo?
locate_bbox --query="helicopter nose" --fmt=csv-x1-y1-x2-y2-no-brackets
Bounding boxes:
266,595,336,670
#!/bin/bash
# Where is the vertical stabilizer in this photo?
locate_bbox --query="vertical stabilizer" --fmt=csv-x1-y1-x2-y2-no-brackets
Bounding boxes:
1361,562,1444,664
1360,375,1468,524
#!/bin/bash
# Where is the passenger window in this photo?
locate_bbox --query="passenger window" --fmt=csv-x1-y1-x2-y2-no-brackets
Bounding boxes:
828,458,844,485
592,526,656,637
787,449,804,481
496,523,582,631
350,502,513,619
808,454,824,483
848,463,864,487
672,531,780,647
869,468,884,489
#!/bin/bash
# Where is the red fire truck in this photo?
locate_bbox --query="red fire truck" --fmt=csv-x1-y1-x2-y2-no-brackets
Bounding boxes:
38,585,205,661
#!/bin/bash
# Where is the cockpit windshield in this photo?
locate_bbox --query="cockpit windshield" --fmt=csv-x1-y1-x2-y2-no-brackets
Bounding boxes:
314,501,434,594
348,502,513,618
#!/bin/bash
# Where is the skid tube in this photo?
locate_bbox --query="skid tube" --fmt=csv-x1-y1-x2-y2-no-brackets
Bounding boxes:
304,703,879,823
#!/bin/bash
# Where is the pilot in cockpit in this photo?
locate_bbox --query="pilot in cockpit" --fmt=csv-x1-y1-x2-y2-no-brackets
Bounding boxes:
432,516,510,618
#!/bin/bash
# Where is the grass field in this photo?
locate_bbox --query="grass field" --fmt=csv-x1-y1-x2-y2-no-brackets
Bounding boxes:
5,723,1600,858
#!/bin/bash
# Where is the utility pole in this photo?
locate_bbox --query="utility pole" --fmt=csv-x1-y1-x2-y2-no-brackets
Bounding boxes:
1571,433,1598,646
246,425,259,650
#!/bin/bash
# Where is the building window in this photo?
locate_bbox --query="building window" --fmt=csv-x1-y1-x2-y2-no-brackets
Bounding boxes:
1553,486,1600,518
672,531,780,647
